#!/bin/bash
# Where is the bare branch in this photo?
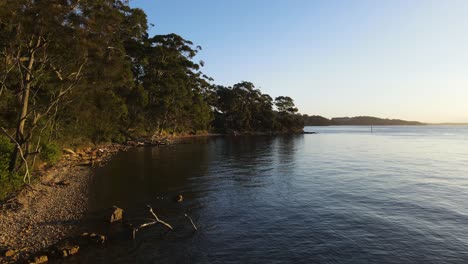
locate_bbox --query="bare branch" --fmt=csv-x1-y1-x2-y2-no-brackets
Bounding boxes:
184,213,198,231
147,205,173,230
130,205,174,240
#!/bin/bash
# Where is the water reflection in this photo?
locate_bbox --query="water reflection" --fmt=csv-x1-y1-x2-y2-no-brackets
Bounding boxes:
62,128,468,264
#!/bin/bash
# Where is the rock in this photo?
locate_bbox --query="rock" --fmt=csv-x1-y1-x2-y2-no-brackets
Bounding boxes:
68,155,79,161
30,255,48,263
83,233,106,243
69,246,79,255
78,161,92,166
98,235,106,244
54,180,70,186
4,249,18,257
110,206,124,223
63,148,76,155
60,245,79,257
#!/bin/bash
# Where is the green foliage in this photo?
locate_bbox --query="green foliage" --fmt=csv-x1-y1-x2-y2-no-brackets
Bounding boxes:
0,1,304,198
137,33,214,133
275,96,298,115
0,175,23,201
273,96,303,132
214,82,272,132
0,135,13,181
40,141,61,165
213,83,303,133
0,135,22,201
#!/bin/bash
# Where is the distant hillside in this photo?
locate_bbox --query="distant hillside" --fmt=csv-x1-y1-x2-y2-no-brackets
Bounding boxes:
302,115,425,126
431,123,468,125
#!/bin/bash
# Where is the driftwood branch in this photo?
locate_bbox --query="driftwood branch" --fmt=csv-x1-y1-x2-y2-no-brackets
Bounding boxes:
147,205,173,230
131,221,157,240
184,213,198,231
130,205,174,240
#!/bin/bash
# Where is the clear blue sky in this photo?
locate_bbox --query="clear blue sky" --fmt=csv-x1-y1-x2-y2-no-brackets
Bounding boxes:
130,0,468,123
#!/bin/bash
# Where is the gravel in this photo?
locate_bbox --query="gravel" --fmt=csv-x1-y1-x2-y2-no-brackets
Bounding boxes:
0,160,92,255
0,144,127,261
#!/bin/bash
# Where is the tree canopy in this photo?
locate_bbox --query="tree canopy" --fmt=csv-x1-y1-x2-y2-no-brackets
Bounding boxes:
0,0,303,198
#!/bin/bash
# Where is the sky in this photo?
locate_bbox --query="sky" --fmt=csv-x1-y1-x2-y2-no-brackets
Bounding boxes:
130,0,468,123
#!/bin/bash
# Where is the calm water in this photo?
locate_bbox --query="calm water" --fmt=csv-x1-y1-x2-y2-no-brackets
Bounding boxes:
66,126,468,263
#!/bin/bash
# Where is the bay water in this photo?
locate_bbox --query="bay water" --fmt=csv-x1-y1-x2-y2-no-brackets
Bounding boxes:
66,126,468,263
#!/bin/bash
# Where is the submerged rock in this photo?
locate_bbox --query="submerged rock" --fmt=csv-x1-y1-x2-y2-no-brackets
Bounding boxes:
110,206,124,223
84,233,107,244
98,235,106,244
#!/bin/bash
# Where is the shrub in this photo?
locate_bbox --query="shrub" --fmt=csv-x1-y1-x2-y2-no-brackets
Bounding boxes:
0,135,22,201
112,133,127,144
0,135,13,181
40,141,61,165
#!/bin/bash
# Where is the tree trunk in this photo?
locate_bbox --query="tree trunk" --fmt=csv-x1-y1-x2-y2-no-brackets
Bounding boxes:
8,38,38,172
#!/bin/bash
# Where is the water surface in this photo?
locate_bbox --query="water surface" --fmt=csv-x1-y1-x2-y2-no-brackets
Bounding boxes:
69,126,468,263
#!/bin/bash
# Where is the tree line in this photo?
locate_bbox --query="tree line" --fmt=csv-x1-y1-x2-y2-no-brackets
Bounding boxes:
0,0,303,198
302,115,424,126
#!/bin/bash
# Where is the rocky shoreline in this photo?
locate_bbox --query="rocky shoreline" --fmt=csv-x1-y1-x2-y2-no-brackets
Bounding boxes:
0,132,308,263
0,133,200,263
0,143,134,263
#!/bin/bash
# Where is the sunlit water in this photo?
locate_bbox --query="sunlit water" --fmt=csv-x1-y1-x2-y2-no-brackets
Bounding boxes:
62,126,468,263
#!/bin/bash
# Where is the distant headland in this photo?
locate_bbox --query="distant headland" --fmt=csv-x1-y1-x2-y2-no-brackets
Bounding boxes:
302,115,425,126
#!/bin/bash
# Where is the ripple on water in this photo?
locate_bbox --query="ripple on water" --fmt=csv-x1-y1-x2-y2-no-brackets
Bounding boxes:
71,127,468,264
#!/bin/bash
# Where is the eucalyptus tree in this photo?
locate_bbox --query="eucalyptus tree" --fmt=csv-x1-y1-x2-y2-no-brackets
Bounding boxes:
0,0,88,180
0,0,148,179
274,96,303,131
214,82,276,133
274,96,298,114
0,0,304,191
141,34,213,133
58,1,149,144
